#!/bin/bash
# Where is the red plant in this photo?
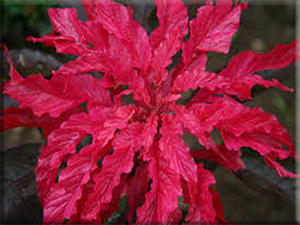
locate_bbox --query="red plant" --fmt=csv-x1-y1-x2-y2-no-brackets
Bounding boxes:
1,0,299,224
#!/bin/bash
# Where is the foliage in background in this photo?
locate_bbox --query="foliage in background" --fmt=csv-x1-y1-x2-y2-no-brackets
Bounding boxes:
1,0,59,49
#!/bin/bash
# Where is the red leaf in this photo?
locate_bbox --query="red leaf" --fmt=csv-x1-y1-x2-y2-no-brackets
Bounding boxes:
2,48,111,118
27,8,114,56
183,0,246,65
3,73,111,117
55,50,141,88
140,110,158,157
42,144,103,224
36,106,134,207
125,163,150,223
190,144,245,172
173,42,297,99
54,45,146,101
27,8,93,55
99,174,128,222
175,105,212,149
1,44,22,80
47,8,85,43
220,41,298,80
220,99,293,157
150,0,188,84
263,153,300,180
172,53,210,93
27,35,82,55
222,74,293,101
191,97,296,178
2,0,299,224
81,122,144,220
150,0,188,51
218,41,298,100
81,0,152,70
36,109,102,206
65,171,127,224
1,106,83,138
210,187,230,224
136,141,182,224
186,163,218,224
186,88,220,105
159,114,198,183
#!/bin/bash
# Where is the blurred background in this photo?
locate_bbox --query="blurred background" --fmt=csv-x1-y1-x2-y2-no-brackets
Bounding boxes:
1,0,298,224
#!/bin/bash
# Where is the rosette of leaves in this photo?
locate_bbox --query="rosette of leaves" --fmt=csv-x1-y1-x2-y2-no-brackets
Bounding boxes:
1,0,299,224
